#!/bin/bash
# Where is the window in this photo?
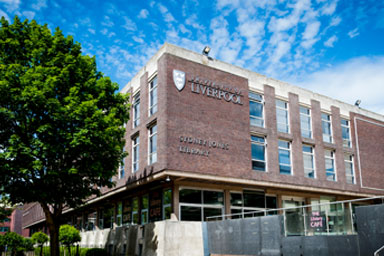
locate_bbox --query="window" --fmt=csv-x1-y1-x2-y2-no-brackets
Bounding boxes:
345,154,355,184
341,119,351,148
0,227,9,232
251,136,266,171
163,189,172,220
102,205,114,229
278,140,291,175
149,76,158,115
179,188,224,221
141,195,149,224
322,113,332,143
85,212,96,231
300,106,312,138
149,124,157,164
122,199,132,225
249,92,264,127
276,100,289,133
325,150,336,181
119,147,125,179
230,191,277,218
133,93,140,128
116,202,122,226
132,136,139,172
303,145,315,178
132,197,139,224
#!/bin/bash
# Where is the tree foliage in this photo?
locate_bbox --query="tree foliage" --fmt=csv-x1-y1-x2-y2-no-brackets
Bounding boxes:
59,225,81,256
0,194,13,221
32,231,49,256
0,16,129,256
59,225,81,247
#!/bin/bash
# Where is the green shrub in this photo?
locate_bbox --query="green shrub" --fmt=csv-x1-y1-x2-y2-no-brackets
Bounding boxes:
84,248,107,256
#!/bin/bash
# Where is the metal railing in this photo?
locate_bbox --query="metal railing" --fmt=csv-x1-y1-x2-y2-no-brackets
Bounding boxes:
206,195,384,237
374,245,384,256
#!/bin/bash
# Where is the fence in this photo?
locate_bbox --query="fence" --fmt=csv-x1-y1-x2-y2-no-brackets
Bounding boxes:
207,195,384,237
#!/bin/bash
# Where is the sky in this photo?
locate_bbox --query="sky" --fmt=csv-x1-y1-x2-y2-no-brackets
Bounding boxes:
1,0,384,114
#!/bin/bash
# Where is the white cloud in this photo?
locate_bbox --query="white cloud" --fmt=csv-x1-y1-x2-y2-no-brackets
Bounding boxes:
330,16,341,26
348,28,359,38
31,0,47,10
132,36,144,43
122,16,137,31
138,9,149,19
185,14,204,30
298,56,384,114
0,8,10,21
324,35,337,47
101,16,114,27
100,28,108,35
158,3,175,23
303,21,321,40
271,41,291,63
321,1,337,15
22,10,35,20
88,28,95,35
0,0,20,12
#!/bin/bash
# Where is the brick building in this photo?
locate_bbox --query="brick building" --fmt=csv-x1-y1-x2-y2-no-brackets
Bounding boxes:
22,43,384,235
1,206,23,235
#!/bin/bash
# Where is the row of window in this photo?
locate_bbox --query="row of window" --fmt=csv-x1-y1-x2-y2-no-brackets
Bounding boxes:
249,92,352,147
75,189,172,231
132,76,158,129
251,136,355,184
179,188,277,221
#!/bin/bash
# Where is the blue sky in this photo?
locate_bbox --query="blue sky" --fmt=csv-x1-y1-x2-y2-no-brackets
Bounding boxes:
1,0,384,114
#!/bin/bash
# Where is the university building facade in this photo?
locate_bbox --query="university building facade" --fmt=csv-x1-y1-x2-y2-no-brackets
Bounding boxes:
22,43,384,235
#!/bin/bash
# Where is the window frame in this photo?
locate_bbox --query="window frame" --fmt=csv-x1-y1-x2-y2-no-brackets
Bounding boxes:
325,149,336,181
341,119,351,148
249,92,264,127
132,92,140,128
276,99,290,133
132,135,139,172
321,113,333,143
149,76,158,116
179,187,224,221
344,154,355,184
300,106,312,138
251,135,267,172
148,123,157,165
302,145,315,178
278,140,292,175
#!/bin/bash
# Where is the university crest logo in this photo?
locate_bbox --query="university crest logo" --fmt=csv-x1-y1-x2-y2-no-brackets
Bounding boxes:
173,69,185,91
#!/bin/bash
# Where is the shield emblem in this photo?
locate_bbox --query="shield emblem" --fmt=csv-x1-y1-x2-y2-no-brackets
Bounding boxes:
173,69,186,91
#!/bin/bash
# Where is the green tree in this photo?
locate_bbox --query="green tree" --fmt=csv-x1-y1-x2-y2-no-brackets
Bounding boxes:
2,232,24,256
32,231,49,256
59,225,81,256
0,16,129,256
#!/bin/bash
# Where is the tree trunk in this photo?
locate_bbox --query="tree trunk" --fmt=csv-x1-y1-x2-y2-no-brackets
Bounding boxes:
41,203,62,256
40,245,43,256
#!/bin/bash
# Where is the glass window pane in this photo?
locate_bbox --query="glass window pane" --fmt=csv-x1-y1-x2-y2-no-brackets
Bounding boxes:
243,190,265,208
230,193,242,207
249,92,262,101
280,164,291,175
252,160,265,171
252,144,265,161
279,149,290,165
180,206,202,221
203,208,222,221
266,196,277,209
163,189,172,205
203,191,224,205
250,101,263,117
279,141,289,148
179,189,202,204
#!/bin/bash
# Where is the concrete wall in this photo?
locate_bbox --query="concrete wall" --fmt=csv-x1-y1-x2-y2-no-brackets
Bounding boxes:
80,221,204,256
